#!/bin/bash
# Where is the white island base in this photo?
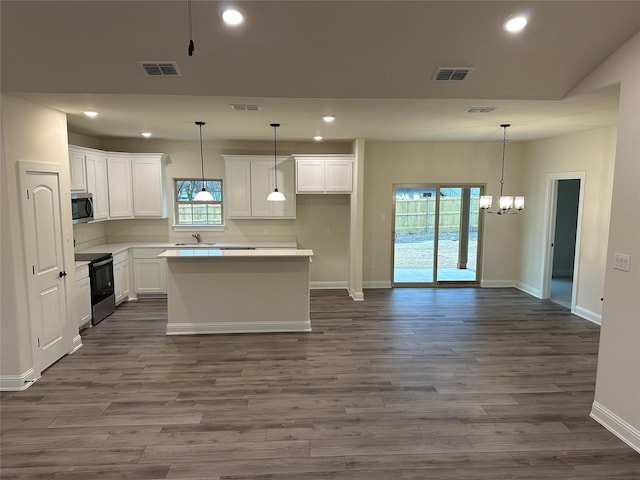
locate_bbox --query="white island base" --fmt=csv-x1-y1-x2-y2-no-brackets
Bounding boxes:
158,249,314,335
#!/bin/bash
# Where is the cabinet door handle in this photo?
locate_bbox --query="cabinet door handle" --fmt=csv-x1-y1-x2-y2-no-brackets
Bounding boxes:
59,271,67,277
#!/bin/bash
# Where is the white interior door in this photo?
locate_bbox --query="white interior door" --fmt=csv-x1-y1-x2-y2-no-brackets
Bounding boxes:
21,167,69,372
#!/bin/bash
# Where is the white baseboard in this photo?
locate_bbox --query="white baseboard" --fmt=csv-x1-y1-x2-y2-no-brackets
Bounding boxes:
166,320,311,335
310,281,348,290
70,334,83,353
347,286,364,301
363,281,392,289
0,368,39,391
516,281,542,298
574,306,601,325
481,279,516,288
349,290,365,301
591,401,640,454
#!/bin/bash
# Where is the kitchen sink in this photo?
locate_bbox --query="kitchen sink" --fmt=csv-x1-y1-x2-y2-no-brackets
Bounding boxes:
174,242,217,246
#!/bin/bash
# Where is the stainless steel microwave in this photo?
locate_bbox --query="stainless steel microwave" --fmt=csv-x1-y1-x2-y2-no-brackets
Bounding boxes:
71,192,94,224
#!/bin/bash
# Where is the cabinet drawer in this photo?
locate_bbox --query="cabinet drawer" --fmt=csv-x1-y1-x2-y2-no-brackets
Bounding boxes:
131,248,165,259
75,263,89,280
113,250,129,264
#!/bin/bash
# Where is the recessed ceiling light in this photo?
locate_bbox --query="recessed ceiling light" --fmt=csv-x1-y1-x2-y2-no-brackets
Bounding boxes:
141,132,152,138
83,111,98,118
322,115,335,123
313,136,323,141
222,8,244,26
504,15,528,33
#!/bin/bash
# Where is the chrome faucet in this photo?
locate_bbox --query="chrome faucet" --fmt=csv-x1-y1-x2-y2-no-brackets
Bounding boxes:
191,233,201,243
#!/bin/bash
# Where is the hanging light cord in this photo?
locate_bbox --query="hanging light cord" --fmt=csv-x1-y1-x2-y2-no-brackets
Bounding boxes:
271,123,280,191
198,122,205,190
499,123,509,198
187,0,195,56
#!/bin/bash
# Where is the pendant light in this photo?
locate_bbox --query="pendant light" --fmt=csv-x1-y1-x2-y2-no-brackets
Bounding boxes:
194,121,213,201
267,123,286,202
480,124,524,215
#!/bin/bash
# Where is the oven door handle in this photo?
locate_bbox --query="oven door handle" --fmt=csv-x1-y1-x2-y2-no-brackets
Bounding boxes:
92,257,113,268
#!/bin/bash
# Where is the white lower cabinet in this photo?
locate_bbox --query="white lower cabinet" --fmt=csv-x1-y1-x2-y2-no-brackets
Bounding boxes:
74,263,92,328
113,251,130,305
132,249,167,295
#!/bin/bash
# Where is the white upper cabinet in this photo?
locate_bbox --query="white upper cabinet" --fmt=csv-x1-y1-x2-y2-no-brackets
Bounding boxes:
70,146,167,221
295,155,353,193
295,158,325,192
85,151,109,221
131,154,166,218
68,147,87,192
224,158,252,217
223,155,296,219
107,153,134,219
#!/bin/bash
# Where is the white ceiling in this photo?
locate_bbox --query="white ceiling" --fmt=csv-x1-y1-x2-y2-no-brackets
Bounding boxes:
2,1,639,143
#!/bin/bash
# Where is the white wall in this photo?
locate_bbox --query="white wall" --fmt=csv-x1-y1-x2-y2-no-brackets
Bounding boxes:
569,31,640,452
1,94,74,380
518,127,616,317
363,141,524,287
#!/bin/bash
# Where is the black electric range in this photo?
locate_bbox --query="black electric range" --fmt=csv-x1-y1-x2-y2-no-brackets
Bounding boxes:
75,252,115,325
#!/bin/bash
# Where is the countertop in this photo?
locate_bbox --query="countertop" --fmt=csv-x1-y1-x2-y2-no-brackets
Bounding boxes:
75,241,298,256
158,248,313,258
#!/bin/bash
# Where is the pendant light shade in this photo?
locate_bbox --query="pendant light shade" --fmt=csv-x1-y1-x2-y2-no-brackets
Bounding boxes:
480,123,524,215
267,190,286,202
194,121,214,201
194,190,214,201
267,123,286,202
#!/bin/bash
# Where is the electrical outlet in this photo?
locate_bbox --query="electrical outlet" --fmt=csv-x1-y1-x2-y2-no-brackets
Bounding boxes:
324,227,330,236
263,228,269,236
613,253,631,272
370,264,375,273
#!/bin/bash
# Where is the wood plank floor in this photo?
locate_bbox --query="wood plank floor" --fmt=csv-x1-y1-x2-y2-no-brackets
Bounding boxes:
2,288,639,479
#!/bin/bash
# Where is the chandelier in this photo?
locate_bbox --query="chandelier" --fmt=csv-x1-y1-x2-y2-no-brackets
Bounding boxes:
480,123,524,214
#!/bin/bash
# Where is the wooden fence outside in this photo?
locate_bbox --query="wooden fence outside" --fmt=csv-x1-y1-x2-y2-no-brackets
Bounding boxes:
395,198,480,234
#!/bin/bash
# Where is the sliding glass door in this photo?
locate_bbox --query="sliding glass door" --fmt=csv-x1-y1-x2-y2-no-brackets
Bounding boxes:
392,185,481,286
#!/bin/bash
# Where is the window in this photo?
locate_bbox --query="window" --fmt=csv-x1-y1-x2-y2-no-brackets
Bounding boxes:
174,179,223,225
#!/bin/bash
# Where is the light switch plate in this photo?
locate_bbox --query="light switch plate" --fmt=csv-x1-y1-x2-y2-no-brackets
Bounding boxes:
613,252,631,272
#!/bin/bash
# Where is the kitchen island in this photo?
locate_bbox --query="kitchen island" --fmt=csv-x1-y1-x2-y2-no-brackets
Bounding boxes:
158,249,314,334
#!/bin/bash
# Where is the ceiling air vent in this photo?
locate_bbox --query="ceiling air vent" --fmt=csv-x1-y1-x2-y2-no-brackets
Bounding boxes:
465,107,496,113
433,67,473,81
230,104,262,111
139,61,182,76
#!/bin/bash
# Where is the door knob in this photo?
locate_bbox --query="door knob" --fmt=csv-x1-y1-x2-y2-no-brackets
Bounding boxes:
59,271,67,277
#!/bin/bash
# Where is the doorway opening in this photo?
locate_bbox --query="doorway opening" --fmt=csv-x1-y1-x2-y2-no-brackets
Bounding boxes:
550,179,581,308
392,185,482,286
542,172,584,312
